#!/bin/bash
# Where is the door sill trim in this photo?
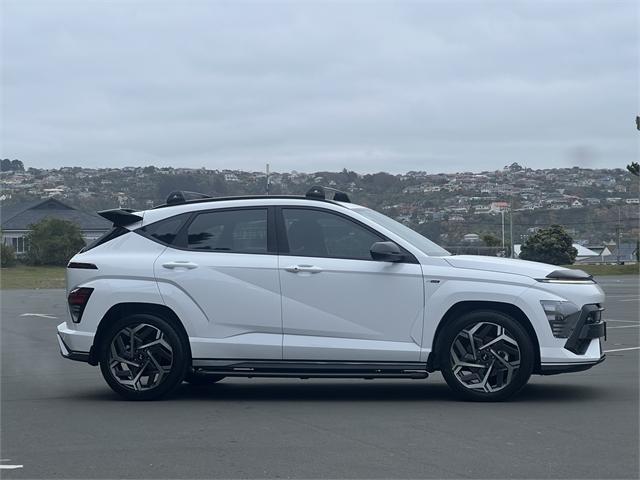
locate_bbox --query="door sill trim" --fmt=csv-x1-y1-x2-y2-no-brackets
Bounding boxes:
192,359,429,379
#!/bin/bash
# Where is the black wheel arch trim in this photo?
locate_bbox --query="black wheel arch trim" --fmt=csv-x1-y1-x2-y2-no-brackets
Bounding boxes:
89,302,191,366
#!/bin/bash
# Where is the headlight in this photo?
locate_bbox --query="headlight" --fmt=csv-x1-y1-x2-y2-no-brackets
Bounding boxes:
540,300,581,338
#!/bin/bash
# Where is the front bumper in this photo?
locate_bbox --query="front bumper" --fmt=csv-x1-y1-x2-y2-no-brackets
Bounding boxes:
540,354,606,375
564,304,606,355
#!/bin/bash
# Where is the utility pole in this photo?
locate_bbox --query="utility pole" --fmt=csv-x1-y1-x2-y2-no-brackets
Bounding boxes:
617,206,621,264
509,207,514,258
266,163,270,195
501,209,505,253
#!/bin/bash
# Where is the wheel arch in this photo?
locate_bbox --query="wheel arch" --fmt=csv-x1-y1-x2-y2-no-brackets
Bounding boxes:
426,301,541,373
88,302,191,366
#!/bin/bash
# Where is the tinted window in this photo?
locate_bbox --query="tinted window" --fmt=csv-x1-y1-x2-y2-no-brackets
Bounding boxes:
140,213,190,245
283,208,382,260
187,209,268,253
82,226,128,252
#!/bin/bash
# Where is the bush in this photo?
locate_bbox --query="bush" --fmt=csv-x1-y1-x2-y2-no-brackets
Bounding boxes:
0,243,17,267
25,218,86,266
519,224,578,265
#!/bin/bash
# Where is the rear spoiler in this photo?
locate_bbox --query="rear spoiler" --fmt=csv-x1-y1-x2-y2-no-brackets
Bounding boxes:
98,208,143,227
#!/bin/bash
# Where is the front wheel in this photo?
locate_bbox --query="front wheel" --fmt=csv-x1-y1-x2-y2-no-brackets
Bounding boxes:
99,314,189,400
438,310,535,402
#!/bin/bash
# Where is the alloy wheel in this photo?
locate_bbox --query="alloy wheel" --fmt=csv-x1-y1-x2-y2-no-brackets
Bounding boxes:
108,323,174,391
450,321,521,393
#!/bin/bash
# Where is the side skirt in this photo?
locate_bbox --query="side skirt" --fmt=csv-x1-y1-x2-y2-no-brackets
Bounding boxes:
192,359,429,379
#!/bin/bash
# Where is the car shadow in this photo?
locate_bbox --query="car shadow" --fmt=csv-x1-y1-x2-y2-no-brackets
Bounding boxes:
73,379,607,403
165,379,606,403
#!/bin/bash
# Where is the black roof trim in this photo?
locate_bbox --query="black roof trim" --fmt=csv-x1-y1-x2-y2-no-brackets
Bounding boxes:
152,194,345,210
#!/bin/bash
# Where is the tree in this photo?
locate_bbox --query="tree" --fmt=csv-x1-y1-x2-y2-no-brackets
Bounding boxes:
627,162,639,177
481,233,501,247
1,159,24,172
0,242,17,267
25,218,86,266
519,224,578,265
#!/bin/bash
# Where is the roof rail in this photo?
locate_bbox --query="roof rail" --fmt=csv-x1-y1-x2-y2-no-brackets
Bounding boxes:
305,186,351,203
166,190,211,205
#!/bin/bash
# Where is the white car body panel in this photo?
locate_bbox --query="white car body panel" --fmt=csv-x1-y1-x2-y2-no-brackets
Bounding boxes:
279,255,424,361
154,248,282,359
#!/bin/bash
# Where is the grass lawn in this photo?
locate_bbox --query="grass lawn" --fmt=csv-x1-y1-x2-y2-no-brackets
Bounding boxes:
0,265,66,289
566,263,639,276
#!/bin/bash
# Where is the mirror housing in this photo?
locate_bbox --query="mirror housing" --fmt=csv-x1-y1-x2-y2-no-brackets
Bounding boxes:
370,241,404,262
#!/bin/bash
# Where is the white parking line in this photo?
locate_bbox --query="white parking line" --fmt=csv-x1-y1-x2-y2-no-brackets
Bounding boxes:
607,325,640,329
19,313,58,319
608,319,640,323
0,459,23,470
604,346,640,353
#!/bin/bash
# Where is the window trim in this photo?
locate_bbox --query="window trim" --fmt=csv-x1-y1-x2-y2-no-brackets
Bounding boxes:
275,206,418,264
163,206,277,255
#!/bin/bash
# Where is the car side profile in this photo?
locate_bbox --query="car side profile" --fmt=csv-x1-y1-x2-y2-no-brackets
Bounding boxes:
57,187,606,401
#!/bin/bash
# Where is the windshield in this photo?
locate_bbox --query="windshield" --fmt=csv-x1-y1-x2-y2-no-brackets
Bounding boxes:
355,207,450,257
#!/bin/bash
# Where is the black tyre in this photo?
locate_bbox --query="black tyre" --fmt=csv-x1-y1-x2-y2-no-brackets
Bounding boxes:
438,310,535,402
184,371,225,386
99,314,189,400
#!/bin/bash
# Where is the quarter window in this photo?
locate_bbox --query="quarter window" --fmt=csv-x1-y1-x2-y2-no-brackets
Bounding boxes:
139,213,190,245
282,208,382,260
187,209,268,254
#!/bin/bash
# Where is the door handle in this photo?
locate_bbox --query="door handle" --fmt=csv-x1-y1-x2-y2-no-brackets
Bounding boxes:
162,261,198,270
285,265,323,274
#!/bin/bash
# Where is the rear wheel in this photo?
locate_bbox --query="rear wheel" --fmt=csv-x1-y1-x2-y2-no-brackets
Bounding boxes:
438,310,535,401
99,314,188,400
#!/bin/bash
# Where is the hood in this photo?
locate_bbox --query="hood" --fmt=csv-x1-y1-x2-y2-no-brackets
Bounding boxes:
444,255,563,279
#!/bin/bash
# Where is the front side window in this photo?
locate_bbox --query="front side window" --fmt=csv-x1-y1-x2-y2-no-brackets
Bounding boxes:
282,208,382,260
354,207,450,257
187,209,268,254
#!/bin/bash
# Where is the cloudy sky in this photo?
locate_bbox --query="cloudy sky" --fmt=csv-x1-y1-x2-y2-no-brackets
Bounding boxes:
1,0,638,173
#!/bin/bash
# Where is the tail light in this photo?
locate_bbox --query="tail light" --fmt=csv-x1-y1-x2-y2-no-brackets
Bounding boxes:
68,287,94,323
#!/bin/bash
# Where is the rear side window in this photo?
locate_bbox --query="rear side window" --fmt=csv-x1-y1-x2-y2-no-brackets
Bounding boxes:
187,209,268,254
81,226,128,252
138,213,190,245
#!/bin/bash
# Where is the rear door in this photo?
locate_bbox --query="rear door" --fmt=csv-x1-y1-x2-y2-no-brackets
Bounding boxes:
153,207,282,360
277,207,425,362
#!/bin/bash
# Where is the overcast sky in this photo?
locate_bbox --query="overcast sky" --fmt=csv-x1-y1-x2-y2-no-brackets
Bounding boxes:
1,0,638,173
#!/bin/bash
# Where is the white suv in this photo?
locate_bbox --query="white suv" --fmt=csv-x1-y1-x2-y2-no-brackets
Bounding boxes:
57,187,606,401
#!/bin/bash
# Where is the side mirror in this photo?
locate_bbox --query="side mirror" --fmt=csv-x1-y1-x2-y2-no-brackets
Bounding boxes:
370,241,404,262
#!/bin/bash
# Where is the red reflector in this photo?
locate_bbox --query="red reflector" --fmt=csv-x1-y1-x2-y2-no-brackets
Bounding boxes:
68,287,93,305
67,288,93,323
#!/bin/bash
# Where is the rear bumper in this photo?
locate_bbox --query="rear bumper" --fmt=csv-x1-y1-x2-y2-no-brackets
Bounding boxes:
539,354,606,375
57,322,96,364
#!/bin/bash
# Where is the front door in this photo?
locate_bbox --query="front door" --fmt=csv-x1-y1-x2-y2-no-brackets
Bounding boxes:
277,207,424,362
154,207,282,360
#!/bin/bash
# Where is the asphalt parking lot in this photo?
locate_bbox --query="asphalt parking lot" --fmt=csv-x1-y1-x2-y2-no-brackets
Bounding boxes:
1,275,638,479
